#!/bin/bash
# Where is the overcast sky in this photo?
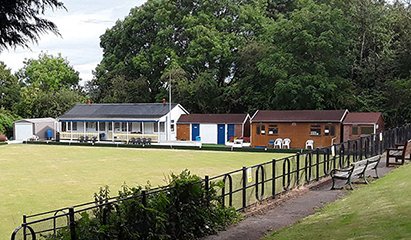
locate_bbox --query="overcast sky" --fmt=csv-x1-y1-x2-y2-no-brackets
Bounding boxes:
0,0,146,85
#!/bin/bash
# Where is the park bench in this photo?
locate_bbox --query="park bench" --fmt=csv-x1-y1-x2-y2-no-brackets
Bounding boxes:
330,155,381,190
386,139,411,167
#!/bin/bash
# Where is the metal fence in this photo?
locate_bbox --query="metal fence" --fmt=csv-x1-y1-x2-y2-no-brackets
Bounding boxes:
11,124,411,240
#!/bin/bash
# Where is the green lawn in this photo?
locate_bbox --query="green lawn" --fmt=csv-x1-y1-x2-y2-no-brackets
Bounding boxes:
0,144,290,239
264,164,411,240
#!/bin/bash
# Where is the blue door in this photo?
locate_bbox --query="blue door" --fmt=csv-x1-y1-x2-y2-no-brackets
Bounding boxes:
217,124,226,144
192,124,200,141
227,124,235,141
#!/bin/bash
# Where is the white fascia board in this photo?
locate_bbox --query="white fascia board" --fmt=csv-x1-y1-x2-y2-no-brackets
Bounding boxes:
340,109,349,123
250,110,259,123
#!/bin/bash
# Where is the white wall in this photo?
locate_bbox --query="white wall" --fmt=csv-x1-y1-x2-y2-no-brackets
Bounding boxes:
159,104,188,141
200,124,218,144
14,123,33,140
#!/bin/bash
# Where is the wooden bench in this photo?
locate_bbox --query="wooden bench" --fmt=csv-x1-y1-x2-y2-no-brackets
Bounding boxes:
330,155,381,190
386,139,411,167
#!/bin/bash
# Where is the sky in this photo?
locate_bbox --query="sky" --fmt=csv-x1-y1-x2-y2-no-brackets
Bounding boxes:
0,0,146,85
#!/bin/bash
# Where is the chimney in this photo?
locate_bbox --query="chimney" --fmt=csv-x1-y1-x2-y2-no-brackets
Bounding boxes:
162,98,166,106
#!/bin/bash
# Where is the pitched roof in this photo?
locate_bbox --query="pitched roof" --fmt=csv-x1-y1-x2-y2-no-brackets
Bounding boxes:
343,112,382,124
252,110,347,123
178,114,249,124
59,103,179,120
15,118,57,124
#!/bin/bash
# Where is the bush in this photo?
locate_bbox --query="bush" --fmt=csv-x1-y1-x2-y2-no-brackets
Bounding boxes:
0,109,20,138
48,170,239,240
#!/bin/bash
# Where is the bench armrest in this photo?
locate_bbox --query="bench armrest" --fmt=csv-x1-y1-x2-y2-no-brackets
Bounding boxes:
386,148,401,151
330,166,354,177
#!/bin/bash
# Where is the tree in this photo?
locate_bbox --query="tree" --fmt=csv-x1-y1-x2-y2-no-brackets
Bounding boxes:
0,62,20,110
0,0,65,50
15,53,84,118
17,53,80,91
90,0,268,112
239,0,357,110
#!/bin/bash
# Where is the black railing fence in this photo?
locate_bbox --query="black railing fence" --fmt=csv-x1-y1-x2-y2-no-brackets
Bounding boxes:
11,124,411,240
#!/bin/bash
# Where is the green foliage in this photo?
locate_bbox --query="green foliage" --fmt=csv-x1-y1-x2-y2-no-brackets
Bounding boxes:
0,0,64,50
49,170,239,240
89,0,268,112
14,53,85,118
87,0,411,126
0,109,20,137
14,87,85,118
0,62,20,110
17,53,80,91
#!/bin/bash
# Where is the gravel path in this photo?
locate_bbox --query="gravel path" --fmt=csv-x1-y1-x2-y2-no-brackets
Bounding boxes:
204,160,393,240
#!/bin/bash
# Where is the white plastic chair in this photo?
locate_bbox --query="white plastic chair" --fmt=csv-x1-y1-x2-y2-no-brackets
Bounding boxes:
274,138,283,149
305,140,314,149
282,138,291,149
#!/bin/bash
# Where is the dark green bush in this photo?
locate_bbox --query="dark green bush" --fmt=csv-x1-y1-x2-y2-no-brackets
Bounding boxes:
0,109,20,138
47,170,239,240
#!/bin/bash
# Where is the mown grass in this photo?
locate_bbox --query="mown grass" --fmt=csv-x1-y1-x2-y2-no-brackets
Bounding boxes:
264,163,411,240
0,144,291,239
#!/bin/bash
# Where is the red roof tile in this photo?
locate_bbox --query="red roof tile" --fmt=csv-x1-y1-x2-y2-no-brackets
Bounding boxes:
343,112,382,124
252,110,347,123
177,114,249,124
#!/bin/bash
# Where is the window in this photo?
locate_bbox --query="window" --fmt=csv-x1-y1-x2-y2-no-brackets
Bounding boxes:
108,122,113,131
260,124,266,135
171,124,175,132
361,126,374,135
62,122,67,132
86,122,96,129
310,125,321,136
67,122,77,131
114,122,120,131
160,122,165,132
98,122,105,131
352,126,358,135
324,125,335,136
256,125,261,135
268,125,278,135
154,123,159,132
121,122,128,132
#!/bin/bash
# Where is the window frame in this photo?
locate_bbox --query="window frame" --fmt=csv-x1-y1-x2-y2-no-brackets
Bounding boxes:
310,124,322,136
352,126,358,135
268,124,278,135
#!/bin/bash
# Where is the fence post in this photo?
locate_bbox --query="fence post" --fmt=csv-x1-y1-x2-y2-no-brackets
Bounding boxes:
204,176,210,207
296,153,300,186
68,207,77,240
272,159,276,197
242,166,247,210
359,137,363,160
23,215,27,240
316,148,320,181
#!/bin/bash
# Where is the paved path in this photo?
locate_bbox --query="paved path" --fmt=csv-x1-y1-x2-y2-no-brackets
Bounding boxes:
205,160,393,240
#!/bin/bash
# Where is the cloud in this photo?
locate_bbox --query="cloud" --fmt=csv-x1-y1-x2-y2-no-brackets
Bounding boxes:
0,0,146,85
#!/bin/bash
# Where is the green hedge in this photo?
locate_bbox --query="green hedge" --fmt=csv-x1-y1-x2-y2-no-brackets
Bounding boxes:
47,170,239,240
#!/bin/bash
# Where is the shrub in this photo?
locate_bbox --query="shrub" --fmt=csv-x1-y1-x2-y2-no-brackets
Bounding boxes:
48,170,239,240
0,109,20,138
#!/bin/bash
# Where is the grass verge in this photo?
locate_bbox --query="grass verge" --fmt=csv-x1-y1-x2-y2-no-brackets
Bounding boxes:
264,164,411,240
